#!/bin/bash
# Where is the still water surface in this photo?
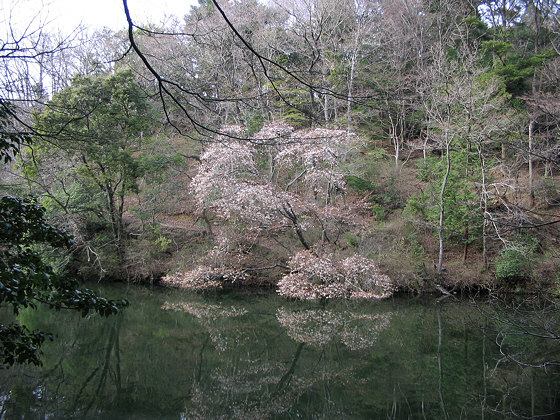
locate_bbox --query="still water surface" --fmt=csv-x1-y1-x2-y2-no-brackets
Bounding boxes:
1,284,559,419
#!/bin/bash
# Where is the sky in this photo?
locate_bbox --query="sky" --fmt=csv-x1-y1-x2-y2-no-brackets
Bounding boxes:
1,0,198,35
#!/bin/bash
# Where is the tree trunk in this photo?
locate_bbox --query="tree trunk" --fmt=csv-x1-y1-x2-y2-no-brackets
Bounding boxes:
528,119,535,207
202,209,214,240
479,147,489,269
323,94,329,124
105,180,124,264
281,203,311,250
438,138,451,275
463,142,470,263
347,50,356,130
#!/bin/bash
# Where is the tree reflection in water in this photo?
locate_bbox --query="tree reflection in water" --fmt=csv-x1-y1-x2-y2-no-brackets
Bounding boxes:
1,286,559,419
161,300,355,418
276,308,392,350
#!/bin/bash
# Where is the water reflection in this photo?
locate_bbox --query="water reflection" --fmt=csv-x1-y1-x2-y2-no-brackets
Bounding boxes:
276,308,391,349
184,344,314,419
0,285,559,419
162,301,249,352
162,301,249,319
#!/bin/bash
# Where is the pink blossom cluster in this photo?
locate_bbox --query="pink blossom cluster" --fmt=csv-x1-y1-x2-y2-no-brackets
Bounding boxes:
192,124,357,220
313,200,362,228
162,123,394,295
339,255,393,295
191,141,257,206
211,183,294,228
215,124,246,140
251,121,294,144
161,265,247,290
277,250,394,300
192,136,302,227
202,232,263,271
204,234,232,267
275,128,356,196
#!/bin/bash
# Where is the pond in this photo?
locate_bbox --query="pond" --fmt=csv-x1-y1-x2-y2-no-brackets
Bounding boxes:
1,284,559,419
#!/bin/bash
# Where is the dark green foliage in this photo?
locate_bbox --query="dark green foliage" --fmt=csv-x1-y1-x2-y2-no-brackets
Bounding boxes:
0,196,129,366
244,112,264,136
343,232,359,248
346,171,405,221
495,249,532,287
27,69,158,274
0,100,29,164
0,196,70,250
495,236,538,288
413,153,482,246
0,105,128,367
345,175,375,193
481,38,557,96
0,324,49,366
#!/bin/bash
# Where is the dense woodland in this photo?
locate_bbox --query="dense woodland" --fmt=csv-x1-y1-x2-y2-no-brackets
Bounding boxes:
2,0,560,301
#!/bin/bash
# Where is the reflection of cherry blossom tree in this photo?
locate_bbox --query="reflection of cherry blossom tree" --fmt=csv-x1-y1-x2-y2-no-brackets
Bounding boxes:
276,307,392,350
162,123,393,298
167,294,387,419
161,301,248,319
162,300,249,352
185,357,347,420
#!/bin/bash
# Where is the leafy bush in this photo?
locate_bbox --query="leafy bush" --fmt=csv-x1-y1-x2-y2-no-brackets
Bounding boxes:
494,248,533,287
344,232,359,248
345,175,375,193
